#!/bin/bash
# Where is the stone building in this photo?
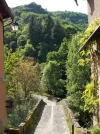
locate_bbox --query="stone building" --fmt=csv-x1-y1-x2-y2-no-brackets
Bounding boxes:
0,0,13,133
87,0,100,23
78,0,100,125
75,0,100,23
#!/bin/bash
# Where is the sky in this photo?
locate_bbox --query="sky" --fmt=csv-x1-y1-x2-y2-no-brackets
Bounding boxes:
6,0,87,14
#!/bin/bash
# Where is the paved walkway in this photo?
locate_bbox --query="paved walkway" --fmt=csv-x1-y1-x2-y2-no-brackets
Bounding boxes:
33,98,70,134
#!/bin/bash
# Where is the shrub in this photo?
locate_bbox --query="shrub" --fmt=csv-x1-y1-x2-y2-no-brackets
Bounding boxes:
8,98,36,128
92,126,100,134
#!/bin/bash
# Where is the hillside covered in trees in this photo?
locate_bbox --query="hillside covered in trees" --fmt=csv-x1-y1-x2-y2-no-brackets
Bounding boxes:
5,2,92,128
5,2,88,61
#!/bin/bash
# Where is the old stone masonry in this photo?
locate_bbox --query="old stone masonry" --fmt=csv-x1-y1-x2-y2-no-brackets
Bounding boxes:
33,97,70,134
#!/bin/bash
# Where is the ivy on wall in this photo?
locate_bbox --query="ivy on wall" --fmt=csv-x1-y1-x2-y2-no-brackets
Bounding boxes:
79,18,100,113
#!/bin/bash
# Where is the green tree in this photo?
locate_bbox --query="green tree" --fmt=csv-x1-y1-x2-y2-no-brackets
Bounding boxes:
17,35,26,46
46,38,68,97
38,42,49,62
64,24,77,38
21,42,36,58
41,61,65,97
47,38,68,77
28,16,42,52
53,20,66,47
4,47,19,96
66,33,92,127
43,14,54,47
12,59,41,98
10,41,17,52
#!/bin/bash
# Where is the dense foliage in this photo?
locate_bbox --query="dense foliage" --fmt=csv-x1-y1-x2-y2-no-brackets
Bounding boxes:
12,2,47,16
52,11,88,31
66,33,92,127
79,19,100,127
66,18,100,128
4,2,87,63
41,38,68,97
4,48,41,127
8,98,36,128
4,2,92,128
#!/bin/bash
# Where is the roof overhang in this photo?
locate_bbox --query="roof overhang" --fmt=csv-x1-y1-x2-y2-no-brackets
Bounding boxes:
0,0,14,20
79,25,100,52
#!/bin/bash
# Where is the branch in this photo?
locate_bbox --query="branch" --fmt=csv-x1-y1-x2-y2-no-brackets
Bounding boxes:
74,0,78,6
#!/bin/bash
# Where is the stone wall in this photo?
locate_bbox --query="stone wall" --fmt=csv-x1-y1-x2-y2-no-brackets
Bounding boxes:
87,0,100,23
59,100,92,134
8,99,46,134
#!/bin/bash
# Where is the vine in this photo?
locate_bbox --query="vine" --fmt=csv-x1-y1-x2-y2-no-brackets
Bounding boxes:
82,81,98,113
79,18,100,113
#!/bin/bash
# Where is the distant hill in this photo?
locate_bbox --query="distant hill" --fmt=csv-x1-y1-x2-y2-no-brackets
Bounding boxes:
11,2,47,16
52,11,88,25
4,2,88,62
11,2,88,27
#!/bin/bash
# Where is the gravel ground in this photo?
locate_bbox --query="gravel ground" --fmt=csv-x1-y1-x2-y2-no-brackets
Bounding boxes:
33,98,70,134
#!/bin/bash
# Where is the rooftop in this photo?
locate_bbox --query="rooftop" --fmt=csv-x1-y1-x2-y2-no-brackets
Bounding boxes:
0,0,13,19
79,25,100,52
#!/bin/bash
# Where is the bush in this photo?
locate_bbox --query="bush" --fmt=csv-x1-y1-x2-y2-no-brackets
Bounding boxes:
8,98,36,128
92,126,100,134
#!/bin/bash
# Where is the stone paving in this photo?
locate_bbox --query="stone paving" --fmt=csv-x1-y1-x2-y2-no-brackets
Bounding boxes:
33,98,70,134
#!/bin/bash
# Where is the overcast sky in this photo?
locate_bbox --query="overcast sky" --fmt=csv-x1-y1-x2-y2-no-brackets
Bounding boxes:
6,0,87,14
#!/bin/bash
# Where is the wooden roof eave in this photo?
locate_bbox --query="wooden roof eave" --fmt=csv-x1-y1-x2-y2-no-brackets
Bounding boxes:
79,25,100,52
0,0,14,26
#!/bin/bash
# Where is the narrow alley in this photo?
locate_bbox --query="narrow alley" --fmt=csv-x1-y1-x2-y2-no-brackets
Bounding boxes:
33,98,70,134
